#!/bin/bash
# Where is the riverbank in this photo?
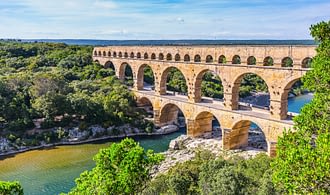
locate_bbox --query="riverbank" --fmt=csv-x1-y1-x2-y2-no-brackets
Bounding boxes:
0,125,179,159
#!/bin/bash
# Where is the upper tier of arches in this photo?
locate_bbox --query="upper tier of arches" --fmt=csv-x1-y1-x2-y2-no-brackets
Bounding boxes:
93,45,315,68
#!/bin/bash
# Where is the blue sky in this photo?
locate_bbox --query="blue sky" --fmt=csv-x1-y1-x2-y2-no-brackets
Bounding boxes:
0,0,329,39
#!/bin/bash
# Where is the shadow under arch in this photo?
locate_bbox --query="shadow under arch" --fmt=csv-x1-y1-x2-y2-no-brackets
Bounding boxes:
192,111,222,137
224,119,268,152
136,96,154,118
193,68,224,102
136,64,155,90
158,103,186,128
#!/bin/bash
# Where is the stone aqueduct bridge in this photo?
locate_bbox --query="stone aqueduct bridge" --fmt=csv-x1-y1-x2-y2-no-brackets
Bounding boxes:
93,45,316,156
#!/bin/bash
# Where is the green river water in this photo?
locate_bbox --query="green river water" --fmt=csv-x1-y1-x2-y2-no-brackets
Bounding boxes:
0,94,313,195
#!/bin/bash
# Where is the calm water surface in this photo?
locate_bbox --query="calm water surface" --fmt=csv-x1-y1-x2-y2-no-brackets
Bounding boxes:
0,94,312,195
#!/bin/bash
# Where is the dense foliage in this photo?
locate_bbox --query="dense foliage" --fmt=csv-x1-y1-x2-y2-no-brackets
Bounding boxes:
67,138,163,194
143,152,279,195
0,181,23,195
272,20,330,194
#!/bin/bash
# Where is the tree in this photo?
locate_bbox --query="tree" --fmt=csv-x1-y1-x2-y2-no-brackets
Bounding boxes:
0,181,23,195
67,138,163,194
272,20,330,194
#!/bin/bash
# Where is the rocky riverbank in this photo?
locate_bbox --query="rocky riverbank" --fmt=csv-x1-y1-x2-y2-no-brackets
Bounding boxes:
154,127,267,175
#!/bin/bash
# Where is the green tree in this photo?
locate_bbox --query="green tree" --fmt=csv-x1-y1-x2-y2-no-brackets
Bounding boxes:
0,181,23,195
67,138,163,195
272,20,330,194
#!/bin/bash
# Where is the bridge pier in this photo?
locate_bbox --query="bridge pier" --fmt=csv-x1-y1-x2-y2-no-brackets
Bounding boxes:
222,121,250,150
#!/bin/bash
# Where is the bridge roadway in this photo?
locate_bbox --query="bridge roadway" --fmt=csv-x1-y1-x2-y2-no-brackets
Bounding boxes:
134,89,295,156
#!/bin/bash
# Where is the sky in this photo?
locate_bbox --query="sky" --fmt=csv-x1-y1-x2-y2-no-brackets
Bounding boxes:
0,0,329,40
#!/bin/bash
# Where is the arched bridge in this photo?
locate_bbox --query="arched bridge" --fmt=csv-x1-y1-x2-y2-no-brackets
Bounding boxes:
93,45,316,156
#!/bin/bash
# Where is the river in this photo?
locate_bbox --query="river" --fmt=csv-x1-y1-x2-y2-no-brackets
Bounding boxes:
0,94,313,195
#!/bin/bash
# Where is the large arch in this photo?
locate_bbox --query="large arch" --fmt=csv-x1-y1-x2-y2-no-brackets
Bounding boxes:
193,69,224,102
223,119,268,152
191,111,221,137
136,64,155,90
281,77,304,116
159,66,188,95
118,62,133,83
158,103,186,127
231,72,270,110
136,96,154,118
104,61,115,71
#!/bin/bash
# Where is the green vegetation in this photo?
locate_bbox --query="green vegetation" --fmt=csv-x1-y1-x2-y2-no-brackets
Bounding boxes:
0,181,23,195
272,20,330,194
66,138,163,194
143,152,279,195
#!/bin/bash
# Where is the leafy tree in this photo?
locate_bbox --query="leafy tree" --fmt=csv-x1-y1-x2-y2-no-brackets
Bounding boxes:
272,20,330,194
67,138,163,195
0,181,23,195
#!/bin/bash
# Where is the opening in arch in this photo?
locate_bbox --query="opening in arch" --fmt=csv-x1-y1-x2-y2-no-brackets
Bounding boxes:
136,97,153,119
166,53,172,61
124,52,128,58
302,57,312,68
232,55,241,64
218,55,226,64
103,51,106,56
184,54,190,62
137,52,141,59
160,67,188,95
137,64,155,90
195,70,223,102
108,51,111,57
194,54,201,62
233,73,269,110
144,53,148,59
119,63,133,86
282,57,293,67
118,52,122,58
247,56,256,65
94,60,100,64
94,51,97,56
159,53,164,60
113,52,117,57
206,55,213,63
98,51,102,56
158,103,186,130
130,52,134,58
263,56,273,66
151,53,156,60
175,54,180,61
104,61,115,72
224,120,268,152
193,111,221,138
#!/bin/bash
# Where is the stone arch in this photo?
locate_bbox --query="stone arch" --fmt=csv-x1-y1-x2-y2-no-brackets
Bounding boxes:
94,60,100,64
263,56,274,66
232,55,241,64
104,61,115,71
184,54,190,62
193,69,224,102
136,96,154,117
194,54,201,62
98,51,102,56
218,55,226,64
103,51,106,56
118,62,133,81
144,52,148,59
158,103,186,127
118,52,123,58
136,64,155,90
231,72,270,110
224,119,268,151
175,54,180,61
159,66,188,95
94,50,97,56
191,111,222,137
151,53,156,60
280,76,303,117
108,51,111,57
159,53,164,60
206,55,213,63
137,52,141,59
130,52,134,58
166,53,172,61
124,52,128,58
281,57,293,67
113,51,117,57
302,57,312,68
247,56,256,65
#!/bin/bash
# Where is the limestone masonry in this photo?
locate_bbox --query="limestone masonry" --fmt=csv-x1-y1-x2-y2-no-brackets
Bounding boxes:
93,45,316,156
